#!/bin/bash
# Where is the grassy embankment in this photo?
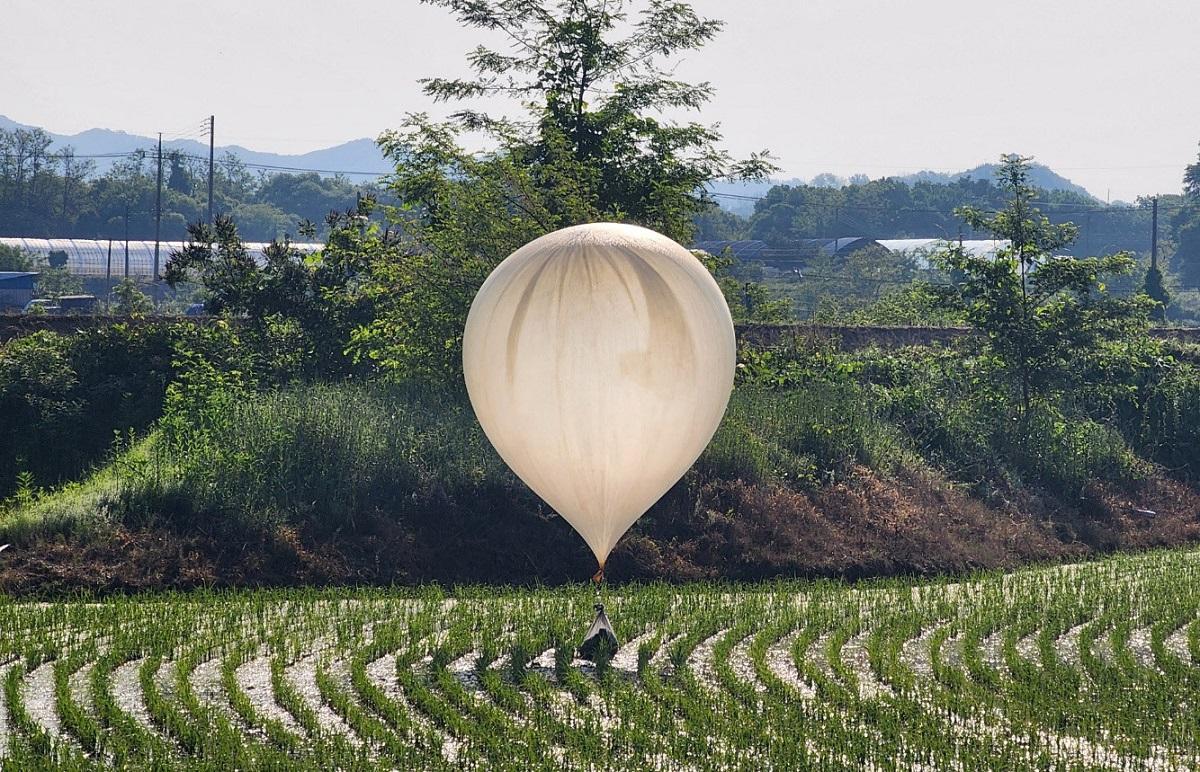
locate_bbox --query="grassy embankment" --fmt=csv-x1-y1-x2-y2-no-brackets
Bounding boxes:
2,334,1198,591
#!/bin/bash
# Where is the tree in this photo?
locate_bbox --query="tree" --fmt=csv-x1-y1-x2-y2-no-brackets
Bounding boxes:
415,0,773,242
351,0,774,379
254,172,361,226
1175,215,1200,288
696,249,791,323
788,244,926,320
167,151,193,194
1143,264,1170,321
1174,143,1200,288
35,268,84,299
937,155,1153,414
111,277,154,317
1185,142,1200,199
165,214,374,376
693,203,749,241
0,244,37,272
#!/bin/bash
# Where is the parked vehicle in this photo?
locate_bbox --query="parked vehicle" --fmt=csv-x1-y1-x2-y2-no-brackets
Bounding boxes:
21,295,99,315
57,295,99,314
22,298,61,315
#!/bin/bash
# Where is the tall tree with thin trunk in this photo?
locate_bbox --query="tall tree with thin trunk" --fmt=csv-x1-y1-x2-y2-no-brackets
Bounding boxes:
352,0,775,379
938,155,1153,416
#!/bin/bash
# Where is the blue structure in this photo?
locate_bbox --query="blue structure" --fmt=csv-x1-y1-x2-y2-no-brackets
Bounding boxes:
0,272,38,312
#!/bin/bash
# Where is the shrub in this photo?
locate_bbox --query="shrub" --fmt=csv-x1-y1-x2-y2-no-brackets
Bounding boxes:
0,321,283,500
126,381,517,534
1136,363,1200,481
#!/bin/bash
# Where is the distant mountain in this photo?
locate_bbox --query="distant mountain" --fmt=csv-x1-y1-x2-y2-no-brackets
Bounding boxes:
708,162,1096,215
3,116,1096,207
898,163,1093,198
0,115,392,178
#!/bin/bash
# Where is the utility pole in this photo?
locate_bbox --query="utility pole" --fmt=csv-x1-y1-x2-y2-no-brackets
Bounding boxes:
154,132,163,280
124,205,130,278
106,239,112,291
207,115,215,225
61,151,72,229
1151,196,1159,271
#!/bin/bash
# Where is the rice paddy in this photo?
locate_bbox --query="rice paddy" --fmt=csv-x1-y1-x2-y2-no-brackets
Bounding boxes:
1,547,1198,770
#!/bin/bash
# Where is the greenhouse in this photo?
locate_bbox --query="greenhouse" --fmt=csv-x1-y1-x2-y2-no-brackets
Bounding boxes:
0,238,322,278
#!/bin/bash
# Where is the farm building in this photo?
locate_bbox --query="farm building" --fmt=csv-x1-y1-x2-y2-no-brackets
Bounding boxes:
877,238,1009,266
693,238,882,267
0,272,38,312
0,238,323,278
694,237,1010,270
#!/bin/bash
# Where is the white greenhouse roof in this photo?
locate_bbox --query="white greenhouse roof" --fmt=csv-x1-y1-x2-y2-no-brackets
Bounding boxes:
0,238,322,278
877,238,1009,259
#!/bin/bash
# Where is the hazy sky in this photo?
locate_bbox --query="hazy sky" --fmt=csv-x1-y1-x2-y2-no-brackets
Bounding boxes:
3,0,1198,201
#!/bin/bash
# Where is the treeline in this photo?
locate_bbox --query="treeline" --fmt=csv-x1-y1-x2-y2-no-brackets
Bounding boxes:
697,173,1192,260
0,126,383,242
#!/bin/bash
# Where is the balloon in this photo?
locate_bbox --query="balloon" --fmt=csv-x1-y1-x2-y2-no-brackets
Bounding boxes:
463,223,736,569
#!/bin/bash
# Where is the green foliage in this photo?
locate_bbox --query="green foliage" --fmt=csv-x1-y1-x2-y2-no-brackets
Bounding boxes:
417,0,773,242
812,283,965,327
1169,144,1200,289
769,244,938,321
744,172,1155,258
936,155,1154,412
8,332,1200,548
132,381,520,534
701,384,906,487
730,339,1191,496
0,126,378,242
34,267,84,299
111,278,153,317
351,0,774,379
1173,206,1200,290
1143,265,1170,321
1136,360,1200,480
158,346,256,452
0,319,320,502
693,204,749,241
0,327,160,498
1185,142,1200,199
696,249,792,324
165,214,374,377
0,243,37,272
350,128,552,381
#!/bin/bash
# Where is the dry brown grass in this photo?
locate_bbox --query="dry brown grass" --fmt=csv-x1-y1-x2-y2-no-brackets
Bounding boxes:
3,465,1197,596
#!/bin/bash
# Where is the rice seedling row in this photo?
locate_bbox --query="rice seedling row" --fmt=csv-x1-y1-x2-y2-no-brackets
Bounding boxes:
1,548,1198,770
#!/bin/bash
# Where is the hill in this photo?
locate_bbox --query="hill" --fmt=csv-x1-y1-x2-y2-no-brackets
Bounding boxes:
3,116,1096,208
708,162,1096,215
899,162,1094,197
0,115,391,178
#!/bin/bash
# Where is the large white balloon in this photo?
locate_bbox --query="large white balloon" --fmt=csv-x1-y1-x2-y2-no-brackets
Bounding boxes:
463,223,736,568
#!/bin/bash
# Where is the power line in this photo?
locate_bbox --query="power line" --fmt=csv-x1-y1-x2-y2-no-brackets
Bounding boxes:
0,145,1193,213
707,190,1190,216
0,149,390,178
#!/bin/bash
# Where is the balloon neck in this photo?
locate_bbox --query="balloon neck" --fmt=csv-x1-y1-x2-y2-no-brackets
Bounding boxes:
591,563,605,586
